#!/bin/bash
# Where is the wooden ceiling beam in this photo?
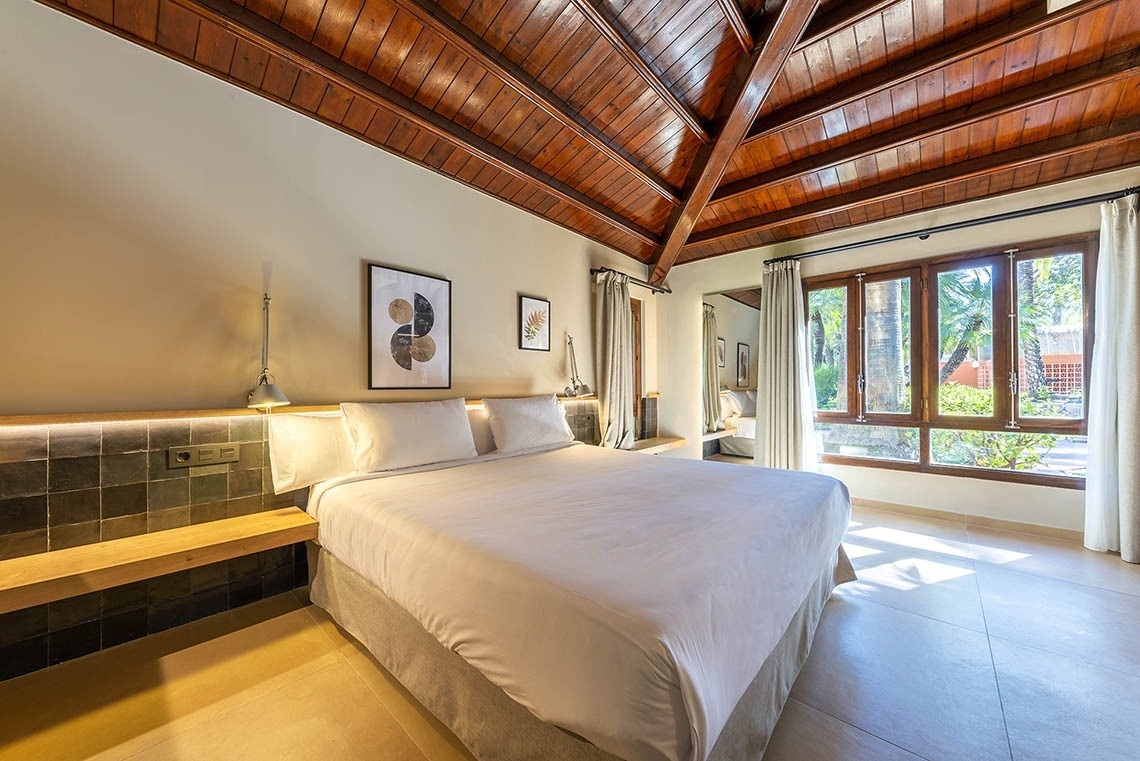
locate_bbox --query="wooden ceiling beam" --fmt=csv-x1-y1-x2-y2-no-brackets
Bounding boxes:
565,0,710,141
172,0,660,246
745,0,1119,146
714,49,1140,204
714,0,754,52
387,0,679,205
792,0,897,52
649,0,822,284
690,114,1140,246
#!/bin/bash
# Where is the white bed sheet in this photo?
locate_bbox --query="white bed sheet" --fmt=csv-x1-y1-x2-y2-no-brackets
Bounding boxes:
726,415,756,440
309,444,849,761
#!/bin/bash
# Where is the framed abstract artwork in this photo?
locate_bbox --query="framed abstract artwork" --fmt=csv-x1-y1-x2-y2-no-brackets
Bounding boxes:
519,295,551,351
737,342,749,387
716,337,726,368
368,263,451,389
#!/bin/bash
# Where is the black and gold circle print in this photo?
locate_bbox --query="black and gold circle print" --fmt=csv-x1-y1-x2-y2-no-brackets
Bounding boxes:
390,292,436,371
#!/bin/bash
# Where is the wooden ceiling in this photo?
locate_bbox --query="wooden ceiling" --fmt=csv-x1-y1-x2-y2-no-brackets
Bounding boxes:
38,0,1140,283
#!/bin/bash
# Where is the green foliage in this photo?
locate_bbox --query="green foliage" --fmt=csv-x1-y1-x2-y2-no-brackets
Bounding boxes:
937,267,993,356
814,364,838,410
933,383,1058,471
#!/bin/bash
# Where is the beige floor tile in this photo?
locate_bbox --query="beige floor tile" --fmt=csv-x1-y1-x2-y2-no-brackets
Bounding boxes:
0,595,339,761
840,522,986,631
343,647,476,761
976,564,1140,677
966,524,1140,597
791,596,1011,761
764,698,925,761
123,660,428,761
991,638,1140,761
851,505,973,543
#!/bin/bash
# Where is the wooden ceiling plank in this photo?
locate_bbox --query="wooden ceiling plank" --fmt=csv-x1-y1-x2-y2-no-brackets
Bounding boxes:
714,48,1140,204
564,0,710,140
714,0,754,52
649,0,822,284
744,0,1119,145
794,0,897,52
160,0,659,244
382,0,679,204
692,112,1140,245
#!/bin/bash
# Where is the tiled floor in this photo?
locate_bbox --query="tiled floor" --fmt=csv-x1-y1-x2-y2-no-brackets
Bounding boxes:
2,506,1138,761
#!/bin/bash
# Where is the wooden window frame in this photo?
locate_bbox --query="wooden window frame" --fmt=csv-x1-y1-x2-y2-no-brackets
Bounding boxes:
803,232,1097,490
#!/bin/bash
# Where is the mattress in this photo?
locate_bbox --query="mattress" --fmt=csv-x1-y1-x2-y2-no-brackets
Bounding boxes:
308,444,851,761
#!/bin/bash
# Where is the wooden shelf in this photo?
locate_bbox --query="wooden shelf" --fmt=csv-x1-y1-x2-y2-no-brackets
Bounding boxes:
0,508,318,615
630,436,686,454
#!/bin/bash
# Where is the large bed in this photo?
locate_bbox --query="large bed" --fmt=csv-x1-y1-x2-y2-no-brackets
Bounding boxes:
718,390,757,458
295,412,852,761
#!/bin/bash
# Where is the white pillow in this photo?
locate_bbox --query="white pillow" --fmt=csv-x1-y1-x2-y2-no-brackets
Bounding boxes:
267,413,355,493
467,406,496,455
481,395,574,453
725,389,755,417
720,390,743,417
341,399,478,472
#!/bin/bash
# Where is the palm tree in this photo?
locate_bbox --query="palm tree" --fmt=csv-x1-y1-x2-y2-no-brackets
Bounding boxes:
865,279,905,412
938,267,993,384
1017,260,1048,398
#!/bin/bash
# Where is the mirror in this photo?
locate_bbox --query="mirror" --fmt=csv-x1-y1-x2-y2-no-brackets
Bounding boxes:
700,288,761,464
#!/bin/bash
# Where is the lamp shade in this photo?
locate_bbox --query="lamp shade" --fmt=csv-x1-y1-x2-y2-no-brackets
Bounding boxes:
248,381,290,409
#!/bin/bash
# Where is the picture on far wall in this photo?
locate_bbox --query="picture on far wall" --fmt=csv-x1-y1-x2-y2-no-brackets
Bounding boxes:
368,263,451,389
717,337,726,368
737,342,749,387
519,295,551,351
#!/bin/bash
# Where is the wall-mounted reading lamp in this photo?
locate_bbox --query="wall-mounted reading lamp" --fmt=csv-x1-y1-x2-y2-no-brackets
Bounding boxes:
248,293,290,411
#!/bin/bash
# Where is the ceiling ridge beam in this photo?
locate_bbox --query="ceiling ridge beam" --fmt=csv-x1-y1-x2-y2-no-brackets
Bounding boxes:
714,0,754,52
389,0,680,205
792,0,897,52
565,0,710,141
174,0,660,246
649,0,823,284
690,114,1140,246
714,48,1140,204
744,0,1119,146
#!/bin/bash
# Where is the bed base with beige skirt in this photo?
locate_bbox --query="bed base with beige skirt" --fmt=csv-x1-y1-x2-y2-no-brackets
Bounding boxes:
309,544,855,761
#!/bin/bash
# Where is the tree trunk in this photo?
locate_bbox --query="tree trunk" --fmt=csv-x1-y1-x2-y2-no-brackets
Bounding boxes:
810,309,825,367
865,280,903,412
1017,262,1048,398
939,315,985,384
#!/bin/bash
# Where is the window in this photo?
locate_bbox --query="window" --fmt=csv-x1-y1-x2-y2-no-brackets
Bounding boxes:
803,234,1095,487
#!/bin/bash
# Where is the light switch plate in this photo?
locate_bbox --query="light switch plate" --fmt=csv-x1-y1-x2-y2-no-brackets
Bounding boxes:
167,443,241,469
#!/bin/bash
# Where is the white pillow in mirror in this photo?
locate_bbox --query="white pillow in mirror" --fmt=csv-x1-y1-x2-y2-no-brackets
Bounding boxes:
341,398,478,472
481,395,574,453
268,413,355,493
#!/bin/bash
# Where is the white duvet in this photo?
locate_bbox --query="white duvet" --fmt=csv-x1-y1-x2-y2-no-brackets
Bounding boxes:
726,415,757,440
309,444,849,761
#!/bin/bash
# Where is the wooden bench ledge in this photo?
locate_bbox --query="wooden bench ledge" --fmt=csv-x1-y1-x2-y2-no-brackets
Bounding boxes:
0,508,318,615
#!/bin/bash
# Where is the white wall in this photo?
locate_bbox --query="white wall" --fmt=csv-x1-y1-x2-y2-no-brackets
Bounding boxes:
703,294,760,389
656,166,1140,531
0,1,655,415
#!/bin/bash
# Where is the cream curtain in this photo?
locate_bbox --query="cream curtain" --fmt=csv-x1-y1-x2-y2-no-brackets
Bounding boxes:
1085,194,1139,563
755,260,818,471
595,271,635,449
703,304,725,433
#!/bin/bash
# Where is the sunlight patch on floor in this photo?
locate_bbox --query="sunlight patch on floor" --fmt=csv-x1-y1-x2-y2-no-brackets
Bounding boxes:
849,526,1030,564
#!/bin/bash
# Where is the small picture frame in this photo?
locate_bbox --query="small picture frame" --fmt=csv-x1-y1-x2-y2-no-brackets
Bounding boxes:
717,337,726,368
737,342,749,387
519,295,551,351
368,263,452,389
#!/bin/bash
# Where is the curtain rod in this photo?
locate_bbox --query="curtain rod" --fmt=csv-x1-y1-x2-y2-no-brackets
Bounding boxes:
589,266,672,294
764,185,1139,265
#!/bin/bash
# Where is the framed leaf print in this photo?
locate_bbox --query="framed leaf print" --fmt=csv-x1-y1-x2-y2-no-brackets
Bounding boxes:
519,295,551,351
368,263,451,389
